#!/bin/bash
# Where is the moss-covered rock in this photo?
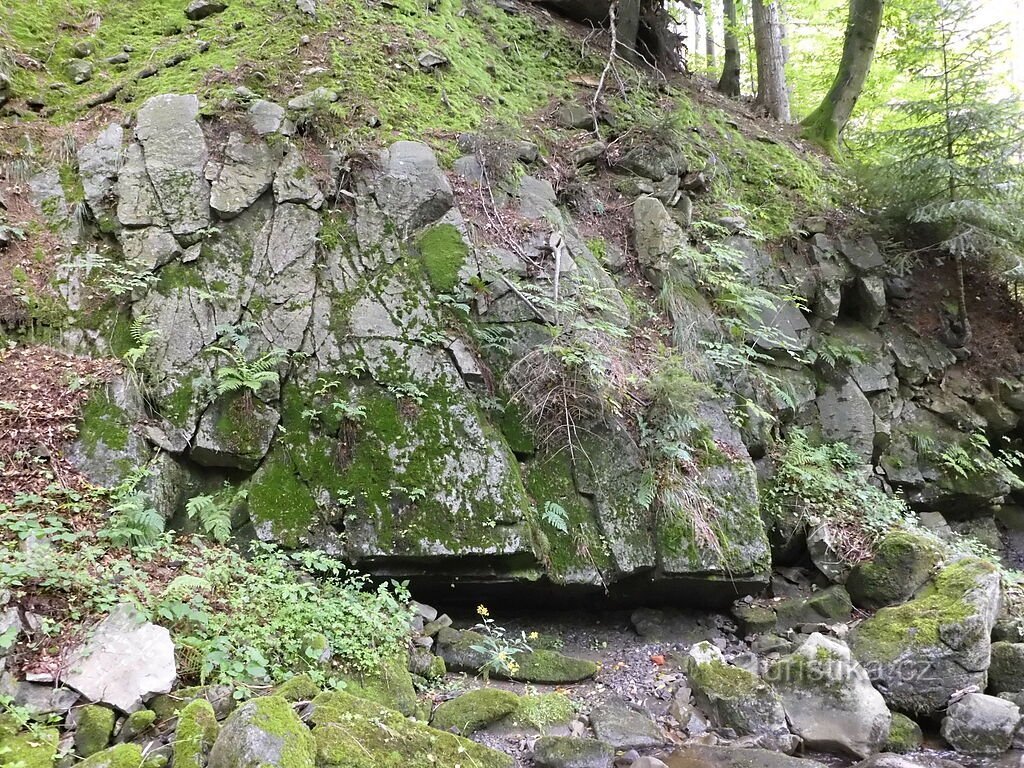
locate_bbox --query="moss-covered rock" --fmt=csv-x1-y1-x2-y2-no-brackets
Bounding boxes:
415,223,469,293
436,627,597,683
119,708,156,742
732,602,777,635
75,704,116,757
174,698,220,768
207,695,314,768
504,693,576,732
774,585,853,630
850,558,1002,715
686,642,793,752
275,674,322,703
532,735,614,768
149,685,236,722
988,642,1024,694
431,688,521,734
310,690,514,768
78,743,145,768
337,651,418,716
846,530,941,610
884,713,923,753
0,715,59,768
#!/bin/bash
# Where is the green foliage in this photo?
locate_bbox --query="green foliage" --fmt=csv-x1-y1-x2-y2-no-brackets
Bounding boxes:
101,467,164,547
468,606,533,680
206,326,285,400
763,429,913,564
856,0,1024,297
184,486,245,544
122,314,159,379
540,501,568,534
72,251,159,299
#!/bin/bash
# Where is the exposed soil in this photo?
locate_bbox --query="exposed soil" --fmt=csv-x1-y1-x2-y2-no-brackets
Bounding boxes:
890,257,1024,383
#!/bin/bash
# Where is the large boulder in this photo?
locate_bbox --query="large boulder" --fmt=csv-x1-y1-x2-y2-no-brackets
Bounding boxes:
769,633,891,758
846,530,942,610
310,690,513,767
208,695,315,768
431,688,521,735
686,642,795,752
850,558,1002,715
940,693,1020,755
63,604,176,712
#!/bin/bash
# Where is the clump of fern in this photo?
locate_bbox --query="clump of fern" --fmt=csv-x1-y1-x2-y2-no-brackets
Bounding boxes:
185,487,246,544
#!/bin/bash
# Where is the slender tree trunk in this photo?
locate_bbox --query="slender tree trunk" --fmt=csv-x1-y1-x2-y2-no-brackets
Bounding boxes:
940,21,971,345
800,0,884,153
718,0,741,96
752,0,791,121
705,0,716,69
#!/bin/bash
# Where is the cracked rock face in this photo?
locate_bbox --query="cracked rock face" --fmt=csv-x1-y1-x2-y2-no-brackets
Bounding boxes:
134,94,211,235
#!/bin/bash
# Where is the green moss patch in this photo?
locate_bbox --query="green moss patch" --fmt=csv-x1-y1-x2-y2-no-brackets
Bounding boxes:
0,715,59,768
173,698,219,768
310,690,514,768
430,688,520,734
416,224,468,294
75,704,115,757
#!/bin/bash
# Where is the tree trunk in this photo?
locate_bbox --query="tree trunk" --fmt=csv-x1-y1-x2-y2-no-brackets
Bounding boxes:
800,0,883,153
705,0,716,68
615,0,641,64
717,0,741,96
752,0,791,121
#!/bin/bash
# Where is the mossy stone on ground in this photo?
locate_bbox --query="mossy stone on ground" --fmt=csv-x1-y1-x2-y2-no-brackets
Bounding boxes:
119,708,157,743
437,627,597,683
532,735,614,768
774,585,852,630
310,690,514,768
174,698,220,768
846,530,941,610
686,642,792,752
988,642,1024,694
884,713,923,753
275,674,322,702
207,695,314,768
504,693,576,732
75,704,116,757
431,688,520,734
732,602,777,635
336,650,418,716
0,715,59,768
78,743,145,768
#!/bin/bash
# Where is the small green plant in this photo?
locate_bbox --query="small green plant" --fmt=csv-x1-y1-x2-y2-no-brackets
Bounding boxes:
101,467,164,548
185,487,246,544
541,501,569,533
763,429,914,564
122,314,159,380
206,328,285,404
469,605,532,681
